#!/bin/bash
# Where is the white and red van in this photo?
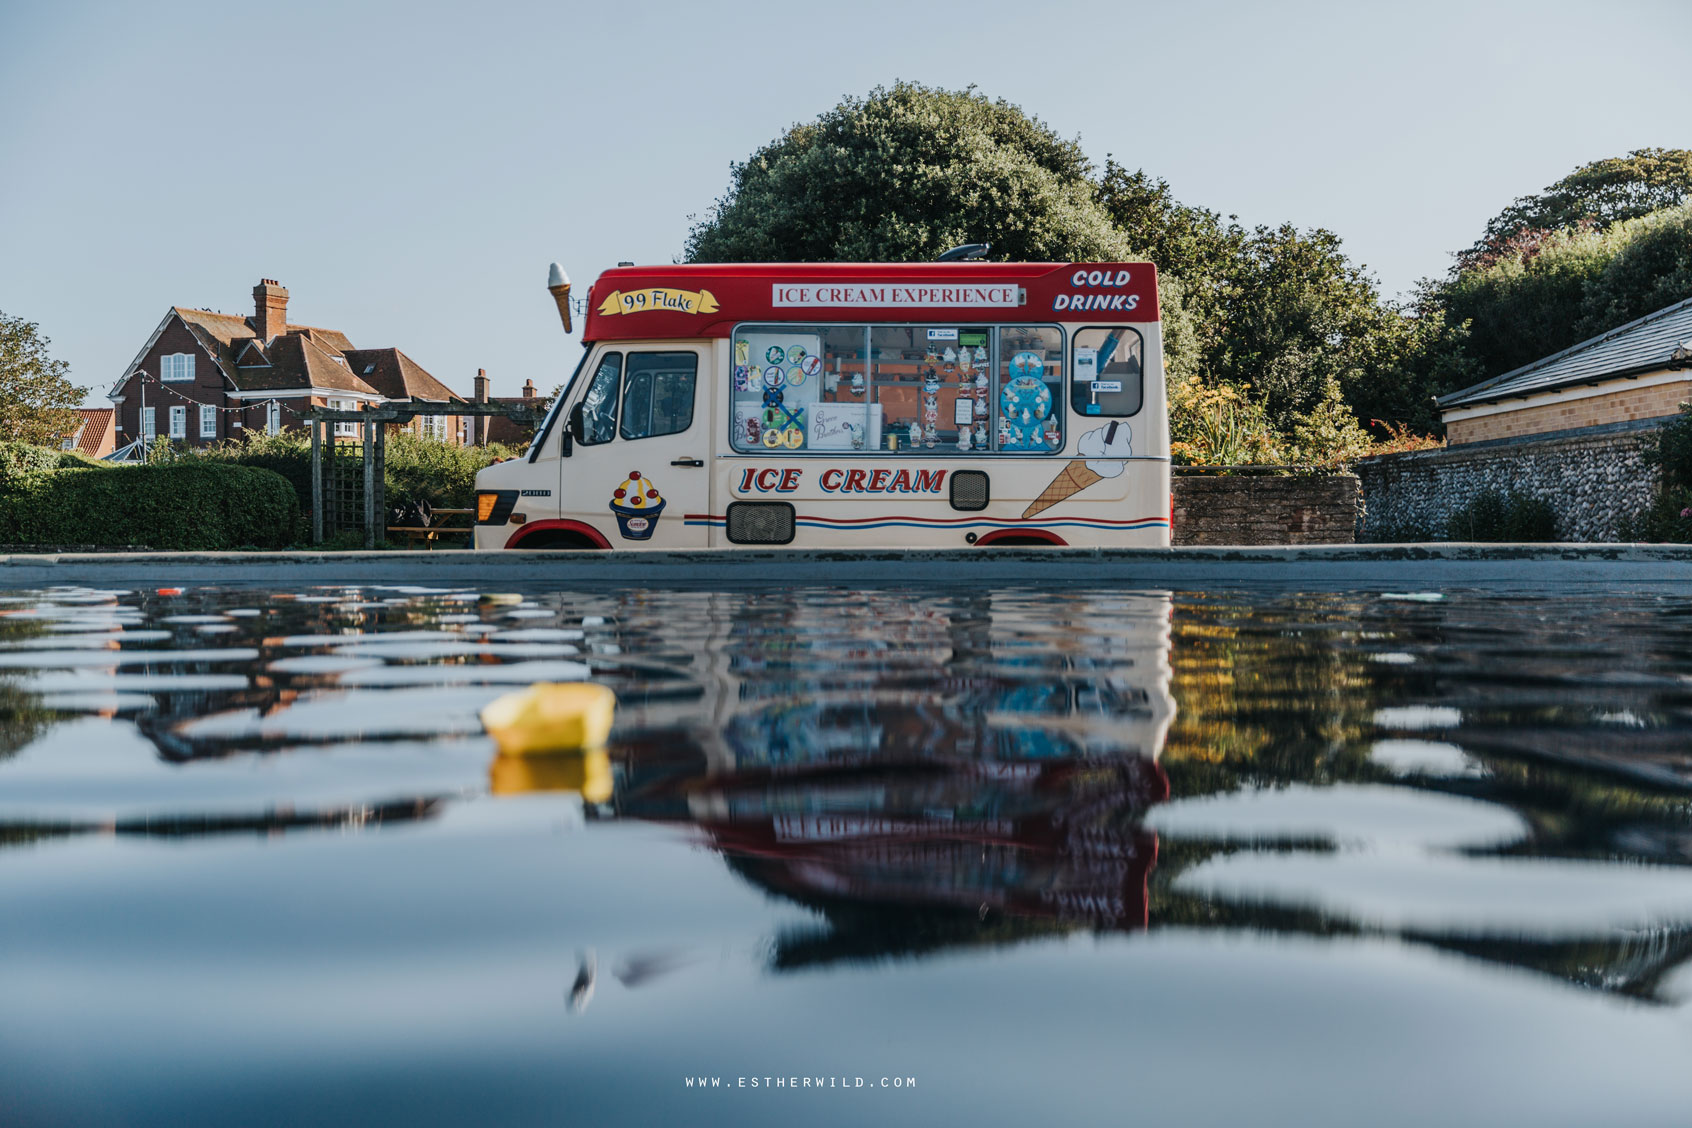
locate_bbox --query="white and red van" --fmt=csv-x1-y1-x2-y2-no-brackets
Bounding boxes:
474,261,1168,550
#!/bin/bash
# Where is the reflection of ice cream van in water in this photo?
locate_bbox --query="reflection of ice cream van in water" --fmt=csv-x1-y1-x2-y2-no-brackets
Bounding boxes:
474,260,1169,549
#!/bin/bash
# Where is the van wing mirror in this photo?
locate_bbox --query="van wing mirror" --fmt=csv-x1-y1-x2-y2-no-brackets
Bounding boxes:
568,402,586,439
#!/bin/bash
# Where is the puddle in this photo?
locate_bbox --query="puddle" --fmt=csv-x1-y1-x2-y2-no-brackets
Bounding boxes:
2,583,1691,1125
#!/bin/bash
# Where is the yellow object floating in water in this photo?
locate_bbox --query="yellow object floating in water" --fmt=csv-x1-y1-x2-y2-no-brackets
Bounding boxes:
480,682,616,756
489,749,612,802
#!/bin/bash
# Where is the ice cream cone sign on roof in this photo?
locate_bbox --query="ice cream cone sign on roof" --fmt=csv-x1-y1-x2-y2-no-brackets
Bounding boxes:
548,262,573,334
1022,423,1132,519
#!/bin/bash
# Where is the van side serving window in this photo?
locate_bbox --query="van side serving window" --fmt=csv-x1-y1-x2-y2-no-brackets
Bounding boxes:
728,323,1064,455
578,352,622,445
1070,327,1144,418
620,352,698,441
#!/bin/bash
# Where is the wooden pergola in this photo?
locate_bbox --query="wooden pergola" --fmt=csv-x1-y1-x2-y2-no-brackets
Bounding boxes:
305,400,547,547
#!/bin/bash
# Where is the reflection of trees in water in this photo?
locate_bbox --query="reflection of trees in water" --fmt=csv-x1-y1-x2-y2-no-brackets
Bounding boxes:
1164,595,1385,795
1159,593,1692,1004
0,678,55,762
0,616,57,761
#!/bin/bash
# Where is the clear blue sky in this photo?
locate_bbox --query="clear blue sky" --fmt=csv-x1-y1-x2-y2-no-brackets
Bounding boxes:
3,0,1689,404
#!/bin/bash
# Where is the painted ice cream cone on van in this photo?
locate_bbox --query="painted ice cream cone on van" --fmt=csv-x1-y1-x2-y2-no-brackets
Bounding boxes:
610,471,665,539
1022,422,1132,518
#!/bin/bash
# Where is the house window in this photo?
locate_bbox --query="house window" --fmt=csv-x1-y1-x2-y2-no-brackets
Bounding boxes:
168,405,187,439
161,354,195,382
267,401,282,435
421,412,448,441
199,404,217,438
330,398,357,438
140,407,156,440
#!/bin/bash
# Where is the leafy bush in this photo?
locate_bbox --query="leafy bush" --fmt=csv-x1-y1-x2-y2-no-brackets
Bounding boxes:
1169,381,1280,466
180,431,522,515
1445,489,1557,542
1630,403,1692,541
382,433,522,509
0,460,300,549
0,439,98,478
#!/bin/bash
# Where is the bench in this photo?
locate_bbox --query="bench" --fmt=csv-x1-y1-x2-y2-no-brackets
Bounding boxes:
386,507,474,550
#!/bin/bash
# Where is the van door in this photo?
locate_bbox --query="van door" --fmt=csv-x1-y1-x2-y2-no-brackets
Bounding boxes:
564,345,711,549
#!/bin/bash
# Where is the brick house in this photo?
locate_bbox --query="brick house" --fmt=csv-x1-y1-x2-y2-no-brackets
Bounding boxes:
1439,295,1692,444
470,369,544,447
108,279,470,450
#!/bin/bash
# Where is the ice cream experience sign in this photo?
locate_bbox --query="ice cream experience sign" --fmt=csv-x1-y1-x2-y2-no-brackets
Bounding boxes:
772,284,1019,307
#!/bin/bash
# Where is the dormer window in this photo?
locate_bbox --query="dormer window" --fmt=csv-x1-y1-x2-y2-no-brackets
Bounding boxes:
161,353,195,382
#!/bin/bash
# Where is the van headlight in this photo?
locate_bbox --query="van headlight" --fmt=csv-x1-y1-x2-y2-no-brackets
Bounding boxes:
476,491,519,524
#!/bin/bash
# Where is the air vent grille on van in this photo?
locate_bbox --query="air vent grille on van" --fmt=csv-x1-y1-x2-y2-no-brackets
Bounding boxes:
726,501,796,545
949,471,990,512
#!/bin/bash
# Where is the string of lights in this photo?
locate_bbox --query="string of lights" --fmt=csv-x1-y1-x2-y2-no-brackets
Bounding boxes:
129,371,314,417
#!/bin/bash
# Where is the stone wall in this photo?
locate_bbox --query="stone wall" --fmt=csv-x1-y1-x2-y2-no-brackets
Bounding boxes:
1356,420,1661,542
1172,473,1359,545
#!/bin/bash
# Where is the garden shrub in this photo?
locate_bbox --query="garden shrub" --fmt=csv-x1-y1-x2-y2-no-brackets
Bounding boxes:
1632,403,1692,541
382,433,523,509
0,461,300,549
1445,488,1558,542
0,440,98,478
180,431,522,515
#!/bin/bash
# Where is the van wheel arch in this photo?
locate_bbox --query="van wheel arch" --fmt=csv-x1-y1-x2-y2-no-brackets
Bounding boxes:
505,520,612,550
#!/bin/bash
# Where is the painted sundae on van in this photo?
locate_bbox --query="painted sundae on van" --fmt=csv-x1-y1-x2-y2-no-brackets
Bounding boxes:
474,260,1170,550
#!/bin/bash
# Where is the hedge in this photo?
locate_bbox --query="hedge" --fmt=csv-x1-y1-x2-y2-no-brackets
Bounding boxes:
0,439,99,478
0,461,301,550
181,431,524,512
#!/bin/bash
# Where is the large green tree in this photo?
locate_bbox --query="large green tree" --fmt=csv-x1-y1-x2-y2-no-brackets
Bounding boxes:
1096,163,1463,433
1457,148,1692,274
0,313,85,447
1436,200,1692,380
684,83,1130,264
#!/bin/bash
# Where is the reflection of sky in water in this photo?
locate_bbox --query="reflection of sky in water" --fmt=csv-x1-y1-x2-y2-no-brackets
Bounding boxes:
1,583,1692,1126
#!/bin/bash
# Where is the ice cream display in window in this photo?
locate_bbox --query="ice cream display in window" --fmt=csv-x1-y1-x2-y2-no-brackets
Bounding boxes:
999,350,1055,451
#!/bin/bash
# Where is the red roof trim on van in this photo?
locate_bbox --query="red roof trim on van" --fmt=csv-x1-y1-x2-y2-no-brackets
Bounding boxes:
581,262,1160,342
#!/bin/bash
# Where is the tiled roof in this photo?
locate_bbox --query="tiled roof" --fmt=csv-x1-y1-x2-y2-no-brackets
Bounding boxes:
344,348,463,402
174,308,253,385
67,408,114,458
288,325,355,356
236,340,269,367
233,334,381,395
1440,294,1692,409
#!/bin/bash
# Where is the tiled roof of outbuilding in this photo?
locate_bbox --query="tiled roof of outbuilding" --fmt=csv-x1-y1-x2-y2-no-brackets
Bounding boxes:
1440,295,1692,409
68,408,114,458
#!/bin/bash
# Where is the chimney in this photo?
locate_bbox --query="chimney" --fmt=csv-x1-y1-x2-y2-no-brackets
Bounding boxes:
522,379,535,399
473,368,489,446
253,279,288,341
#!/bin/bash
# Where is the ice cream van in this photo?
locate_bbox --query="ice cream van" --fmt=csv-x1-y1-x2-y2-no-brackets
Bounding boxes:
473,261,1169,550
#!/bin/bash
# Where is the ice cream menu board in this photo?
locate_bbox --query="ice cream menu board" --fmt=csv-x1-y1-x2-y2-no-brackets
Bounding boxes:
732,331,822,450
